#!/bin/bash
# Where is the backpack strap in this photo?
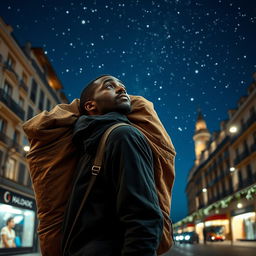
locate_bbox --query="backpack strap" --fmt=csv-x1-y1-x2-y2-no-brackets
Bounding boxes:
63,122,130,254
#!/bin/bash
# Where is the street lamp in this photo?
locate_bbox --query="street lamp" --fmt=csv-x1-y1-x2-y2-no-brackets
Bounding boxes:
237,203,243,209
202,188,207,193
229,125,238,134
23,145,30,152
230,167,236,172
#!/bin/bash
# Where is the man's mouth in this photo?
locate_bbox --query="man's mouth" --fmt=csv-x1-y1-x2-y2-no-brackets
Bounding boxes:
117,94,130,101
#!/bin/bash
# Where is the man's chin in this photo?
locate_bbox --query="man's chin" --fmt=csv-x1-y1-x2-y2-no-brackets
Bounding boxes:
116,103,131,115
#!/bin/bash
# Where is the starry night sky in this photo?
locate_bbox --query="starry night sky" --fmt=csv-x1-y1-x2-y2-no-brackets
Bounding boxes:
1,0,256,222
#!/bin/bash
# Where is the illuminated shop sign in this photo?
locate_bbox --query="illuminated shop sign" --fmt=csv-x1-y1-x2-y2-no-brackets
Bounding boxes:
0,188,35,210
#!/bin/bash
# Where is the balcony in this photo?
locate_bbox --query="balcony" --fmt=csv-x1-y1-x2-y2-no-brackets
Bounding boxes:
234,149,250,165
236,178,256,192
0,88,25,121
250,143,256,153
3,62,19,82
19,79,29,93
0,132,25,155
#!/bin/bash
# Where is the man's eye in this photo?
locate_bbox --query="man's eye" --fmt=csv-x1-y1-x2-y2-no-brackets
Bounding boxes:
105,84,114,88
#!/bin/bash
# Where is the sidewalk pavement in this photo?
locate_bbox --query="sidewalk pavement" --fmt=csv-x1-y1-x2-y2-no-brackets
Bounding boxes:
199,240,256,247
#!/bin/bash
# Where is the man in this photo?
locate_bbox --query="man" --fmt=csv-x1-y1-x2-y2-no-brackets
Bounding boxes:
62,75,164,256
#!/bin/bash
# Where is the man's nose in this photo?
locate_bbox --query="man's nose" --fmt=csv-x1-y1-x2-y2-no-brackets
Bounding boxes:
116,85,126,94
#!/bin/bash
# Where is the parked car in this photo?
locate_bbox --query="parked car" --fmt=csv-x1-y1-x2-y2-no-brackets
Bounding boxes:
174,232,199,244
205,226,225,242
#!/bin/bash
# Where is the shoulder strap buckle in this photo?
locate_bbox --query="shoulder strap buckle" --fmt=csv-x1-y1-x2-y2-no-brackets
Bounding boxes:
91,165,101,175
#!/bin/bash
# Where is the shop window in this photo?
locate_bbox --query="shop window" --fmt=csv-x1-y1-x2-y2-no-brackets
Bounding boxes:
17,163,26,185
232,212,256,240
0,189,36,250
30,79,38,104
3,81,13,97
38,89,45,111
4,158,16,181
26,106,34,121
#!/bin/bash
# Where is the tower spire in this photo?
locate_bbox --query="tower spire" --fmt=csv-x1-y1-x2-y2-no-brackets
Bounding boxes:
193,110,211,165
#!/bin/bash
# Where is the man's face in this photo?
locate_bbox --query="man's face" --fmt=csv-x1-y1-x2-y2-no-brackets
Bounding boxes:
88,75,131,115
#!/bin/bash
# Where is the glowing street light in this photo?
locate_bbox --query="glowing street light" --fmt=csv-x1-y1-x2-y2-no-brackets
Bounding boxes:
230,167,236,172
229,126,238,134
237,203,243,209
23,145,30,152
202,188,207,193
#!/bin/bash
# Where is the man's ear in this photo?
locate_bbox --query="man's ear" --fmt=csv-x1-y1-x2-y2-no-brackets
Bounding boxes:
84,100,97,112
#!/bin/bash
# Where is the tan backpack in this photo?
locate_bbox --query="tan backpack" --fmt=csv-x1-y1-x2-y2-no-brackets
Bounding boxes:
23,96,176,255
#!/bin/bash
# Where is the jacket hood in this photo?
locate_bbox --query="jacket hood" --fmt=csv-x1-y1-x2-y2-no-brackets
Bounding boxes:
73,112,130,154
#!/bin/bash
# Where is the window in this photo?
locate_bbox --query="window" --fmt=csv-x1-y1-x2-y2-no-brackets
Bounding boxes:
3,81,13,97
249,106,255,117
5,158,16,181
27,106,34,120
240,118,245,130
17,162,26,185
0,117,7,133
238,170,243,187
243,140,249,152
0,150,3,172
0,203,35,248
38,89,45,111
18,96,24,108
46,98,51,111
6,54,15,68
30,79,38,103
13,130,20,144
246,165,253,181
22,72,28,84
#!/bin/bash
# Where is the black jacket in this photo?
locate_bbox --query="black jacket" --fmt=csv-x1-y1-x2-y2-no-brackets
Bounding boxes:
62,112,163,256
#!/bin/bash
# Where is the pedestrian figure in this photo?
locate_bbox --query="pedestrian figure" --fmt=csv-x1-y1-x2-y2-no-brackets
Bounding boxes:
62,75,165,255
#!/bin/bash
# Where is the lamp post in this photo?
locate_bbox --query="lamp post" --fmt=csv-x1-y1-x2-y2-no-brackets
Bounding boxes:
229,125,238,134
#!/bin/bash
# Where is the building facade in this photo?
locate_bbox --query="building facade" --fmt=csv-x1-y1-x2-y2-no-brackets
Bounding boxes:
174,73,256,244
0,17,67,254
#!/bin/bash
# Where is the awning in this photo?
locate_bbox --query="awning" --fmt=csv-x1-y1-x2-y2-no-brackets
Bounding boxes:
205,214,228,221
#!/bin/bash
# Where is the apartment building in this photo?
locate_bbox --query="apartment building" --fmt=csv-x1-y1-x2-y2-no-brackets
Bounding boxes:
174,73,256,244
0,17,67,254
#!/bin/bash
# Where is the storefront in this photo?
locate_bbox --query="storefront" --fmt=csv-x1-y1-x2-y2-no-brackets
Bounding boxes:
204,214,229,241
0,186,37,255
195,221,204,242
231,205,256,241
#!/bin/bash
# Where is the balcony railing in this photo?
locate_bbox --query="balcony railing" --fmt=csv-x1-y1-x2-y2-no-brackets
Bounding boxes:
3,62,19,80
0,132,24,155
250,143,256,153
0,88,25,121
234,149,250,165
236,178,256,192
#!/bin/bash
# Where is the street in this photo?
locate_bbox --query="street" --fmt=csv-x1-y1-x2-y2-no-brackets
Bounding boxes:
162,243,256,256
